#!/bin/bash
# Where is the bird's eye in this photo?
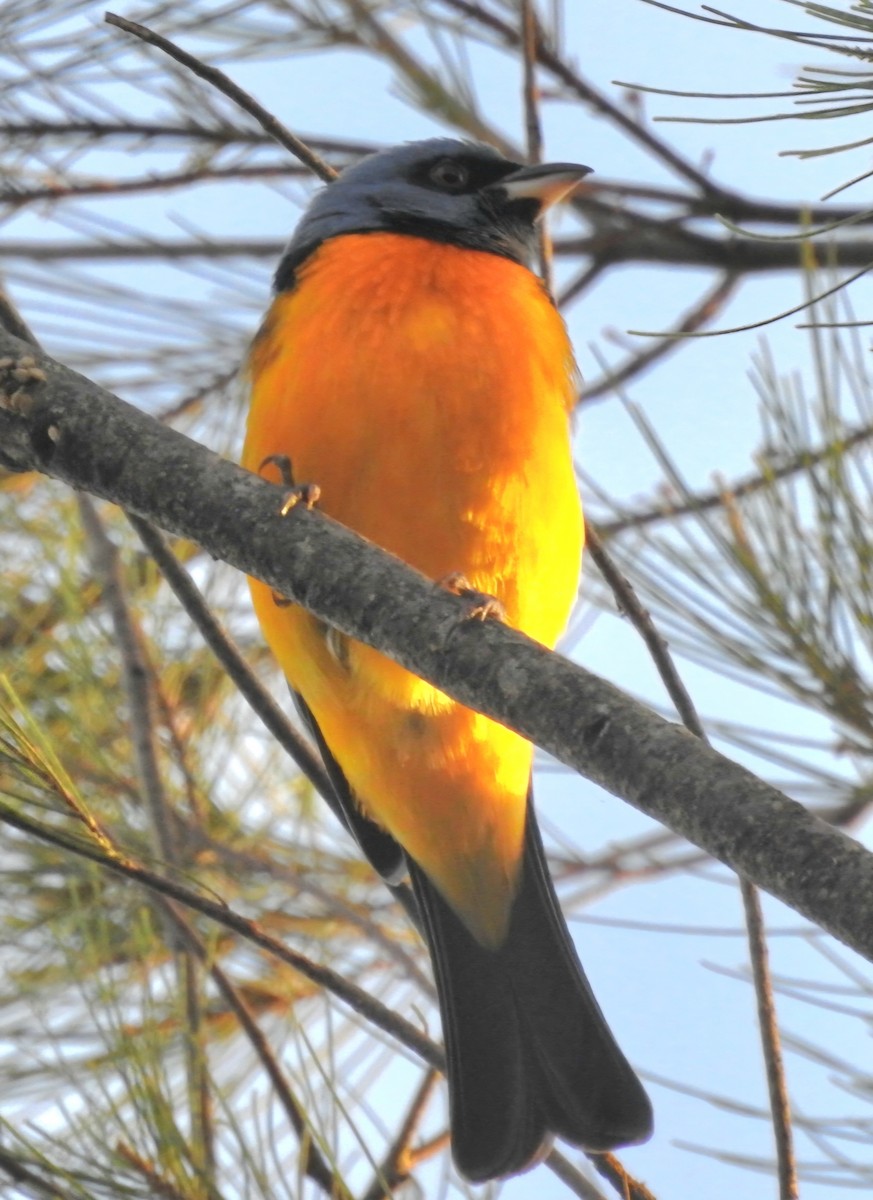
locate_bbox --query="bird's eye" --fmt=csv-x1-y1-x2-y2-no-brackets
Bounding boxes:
428,159,470,192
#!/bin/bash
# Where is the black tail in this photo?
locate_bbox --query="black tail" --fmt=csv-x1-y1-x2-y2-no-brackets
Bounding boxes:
409,798,652,1182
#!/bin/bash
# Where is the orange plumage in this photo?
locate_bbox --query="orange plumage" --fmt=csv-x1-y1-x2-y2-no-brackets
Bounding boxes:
245,232,583,946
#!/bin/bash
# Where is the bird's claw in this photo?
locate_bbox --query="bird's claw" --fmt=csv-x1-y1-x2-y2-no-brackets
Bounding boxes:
440,573,506,622
258,453,321,516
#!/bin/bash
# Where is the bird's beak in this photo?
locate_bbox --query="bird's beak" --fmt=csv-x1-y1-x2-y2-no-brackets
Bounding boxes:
490,161,593,213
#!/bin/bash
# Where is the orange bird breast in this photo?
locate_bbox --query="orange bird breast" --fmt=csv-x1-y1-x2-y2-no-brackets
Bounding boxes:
243,231,583,946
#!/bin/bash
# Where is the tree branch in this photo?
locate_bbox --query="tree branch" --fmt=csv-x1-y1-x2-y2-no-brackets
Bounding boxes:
2,330,873,967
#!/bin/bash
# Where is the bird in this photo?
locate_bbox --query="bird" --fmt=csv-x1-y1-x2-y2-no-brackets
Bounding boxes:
243,137,653,1182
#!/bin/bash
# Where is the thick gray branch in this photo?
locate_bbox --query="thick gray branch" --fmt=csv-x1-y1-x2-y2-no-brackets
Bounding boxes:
1,327,872,963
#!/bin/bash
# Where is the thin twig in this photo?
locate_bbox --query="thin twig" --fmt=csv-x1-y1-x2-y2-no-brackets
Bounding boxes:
361,1068,441,1200
403,1129,452,1170
628,255,873,339
155,364,241,425
0,236,285,262
596,418,873,537
104,13,337,183
586,524,704,736
0,119,373,155
739,878,799,1199
0,287,39,346
580,272,738,404
544,1148,611,1200
114,1143,198,1200
79,497,183,861
557,259,608,309
78,495,216,1188
0,163,310,209
589,1151,660,1200
520,0,552,288
153,679,209,824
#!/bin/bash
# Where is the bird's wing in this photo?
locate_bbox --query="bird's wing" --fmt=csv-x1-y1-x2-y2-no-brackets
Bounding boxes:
291,687,406,884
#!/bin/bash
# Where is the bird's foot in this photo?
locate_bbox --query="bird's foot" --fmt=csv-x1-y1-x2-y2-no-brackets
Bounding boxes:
258,453,321,516
440,573,506,622
258,454,321,607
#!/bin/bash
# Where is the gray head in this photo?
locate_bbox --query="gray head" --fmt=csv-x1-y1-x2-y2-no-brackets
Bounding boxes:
275,138,591,290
